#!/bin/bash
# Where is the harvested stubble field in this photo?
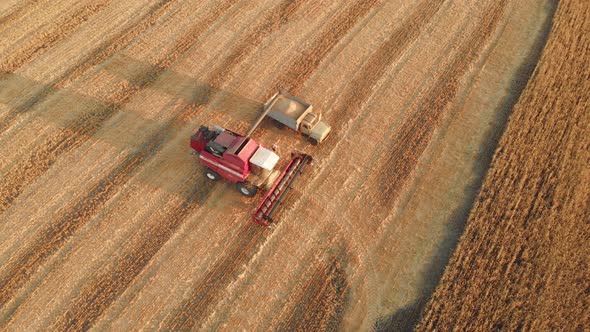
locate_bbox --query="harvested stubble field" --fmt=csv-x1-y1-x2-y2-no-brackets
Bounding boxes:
0,0,580,330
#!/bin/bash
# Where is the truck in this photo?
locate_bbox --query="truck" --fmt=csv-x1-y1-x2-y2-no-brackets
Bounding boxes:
190,125,312,225
247,89,331,144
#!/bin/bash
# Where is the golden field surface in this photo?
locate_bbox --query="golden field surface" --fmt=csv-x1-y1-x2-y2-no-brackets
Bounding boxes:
418,0,589,330
1,0,584,330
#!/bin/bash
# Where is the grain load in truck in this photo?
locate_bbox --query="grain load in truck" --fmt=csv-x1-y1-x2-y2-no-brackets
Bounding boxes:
261,89,332,144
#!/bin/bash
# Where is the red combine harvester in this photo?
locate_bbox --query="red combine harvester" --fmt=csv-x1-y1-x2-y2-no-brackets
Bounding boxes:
190,125,311,226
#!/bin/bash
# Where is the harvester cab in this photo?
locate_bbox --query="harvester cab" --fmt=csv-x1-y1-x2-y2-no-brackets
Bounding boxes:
190,125,311,225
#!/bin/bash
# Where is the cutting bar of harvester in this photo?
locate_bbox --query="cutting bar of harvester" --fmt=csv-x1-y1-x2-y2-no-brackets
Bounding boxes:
253,153,312,226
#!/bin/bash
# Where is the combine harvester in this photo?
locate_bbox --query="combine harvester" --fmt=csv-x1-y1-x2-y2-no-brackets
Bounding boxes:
190,90,322,226
190,126,311,226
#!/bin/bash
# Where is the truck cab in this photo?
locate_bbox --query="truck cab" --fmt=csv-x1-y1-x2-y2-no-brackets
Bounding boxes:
264,90,332,143
300,111,331,143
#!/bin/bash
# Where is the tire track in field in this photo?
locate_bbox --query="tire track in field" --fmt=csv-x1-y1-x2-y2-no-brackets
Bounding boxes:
373,0,508,215
177,0,306,122
274,0,379,94
0,0,41,28
160,2,454,329
0,0,226,215
318,0,446,141
0,0,176,135
0,1,238,307
273,245,350,331
0,1,110,73
0,0,176,213
163,225,267,330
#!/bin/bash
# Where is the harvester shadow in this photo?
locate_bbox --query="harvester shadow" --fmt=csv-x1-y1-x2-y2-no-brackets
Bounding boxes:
103,54,264,125
374,2,558,330
0,58,265,202
104,55,315,148
98,55,319,196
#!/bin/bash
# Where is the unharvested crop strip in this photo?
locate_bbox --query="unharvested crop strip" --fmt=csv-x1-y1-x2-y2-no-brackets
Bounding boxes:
417,2,589,328
0,0,233,215
0,1,110,73
0,1,238,306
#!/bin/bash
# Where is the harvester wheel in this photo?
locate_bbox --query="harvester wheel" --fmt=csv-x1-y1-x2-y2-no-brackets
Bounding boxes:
237,182,258,197
205,168,220,181
308,137,319,145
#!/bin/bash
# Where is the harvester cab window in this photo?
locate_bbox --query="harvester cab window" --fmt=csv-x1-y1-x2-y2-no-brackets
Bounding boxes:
303,112,318,126
206,141,226,157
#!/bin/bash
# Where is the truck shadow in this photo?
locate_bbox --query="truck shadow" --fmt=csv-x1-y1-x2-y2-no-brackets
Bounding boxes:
0,56,264,201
